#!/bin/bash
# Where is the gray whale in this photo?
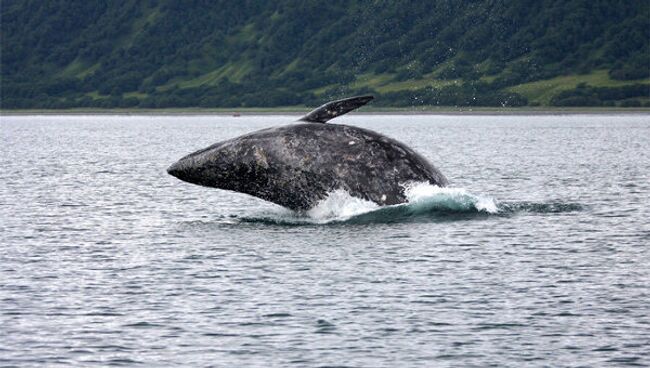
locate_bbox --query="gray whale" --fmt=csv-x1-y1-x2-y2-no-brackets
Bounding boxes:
167,96,447,211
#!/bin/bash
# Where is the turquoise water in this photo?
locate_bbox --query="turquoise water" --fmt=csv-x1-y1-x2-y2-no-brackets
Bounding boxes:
1,114,649,367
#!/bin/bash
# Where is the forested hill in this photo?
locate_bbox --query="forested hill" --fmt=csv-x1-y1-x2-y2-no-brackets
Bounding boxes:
2,0,649,109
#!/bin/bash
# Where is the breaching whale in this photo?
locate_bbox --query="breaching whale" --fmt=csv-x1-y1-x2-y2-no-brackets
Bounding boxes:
167,96,448,211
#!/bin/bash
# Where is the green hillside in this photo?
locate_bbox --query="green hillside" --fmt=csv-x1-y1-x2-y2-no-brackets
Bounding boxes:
2,0,649,109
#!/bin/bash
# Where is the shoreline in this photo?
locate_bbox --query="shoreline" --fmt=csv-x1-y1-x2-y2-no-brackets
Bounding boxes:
2,106,650,116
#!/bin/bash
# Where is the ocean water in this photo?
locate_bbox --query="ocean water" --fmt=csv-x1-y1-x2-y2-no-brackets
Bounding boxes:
1,113,649,367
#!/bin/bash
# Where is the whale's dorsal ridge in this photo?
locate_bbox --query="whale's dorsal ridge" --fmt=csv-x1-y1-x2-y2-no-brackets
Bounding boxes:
299,95,374,124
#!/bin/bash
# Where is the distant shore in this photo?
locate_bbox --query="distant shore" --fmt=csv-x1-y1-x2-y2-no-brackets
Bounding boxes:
2,106,650,116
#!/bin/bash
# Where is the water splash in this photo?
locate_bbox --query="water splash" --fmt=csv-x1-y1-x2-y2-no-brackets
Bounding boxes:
402,182,499,214
306,189,379,221
241,182,502,225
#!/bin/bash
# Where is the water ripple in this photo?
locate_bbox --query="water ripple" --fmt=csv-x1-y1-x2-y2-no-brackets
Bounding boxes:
1,114,649,367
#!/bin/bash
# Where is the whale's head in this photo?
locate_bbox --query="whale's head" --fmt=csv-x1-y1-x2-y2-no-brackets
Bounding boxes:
167,138,273,193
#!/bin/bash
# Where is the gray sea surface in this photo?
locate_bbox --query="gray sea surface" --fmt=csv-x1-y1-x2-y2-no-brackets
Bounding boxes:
1,114,649,367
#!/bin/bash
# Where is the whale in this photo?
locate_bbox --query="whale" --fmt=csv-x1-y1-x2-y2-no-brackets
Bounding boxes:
167,96,448,211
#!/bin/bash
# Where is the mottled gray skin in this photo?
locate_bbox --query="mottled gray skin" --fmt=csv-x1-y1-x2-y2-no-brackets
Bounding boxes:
167,122,448,211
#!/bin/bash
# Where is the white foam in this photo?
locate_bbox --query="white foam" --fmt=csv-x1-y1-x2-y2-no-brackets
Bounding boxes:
402,182,499,214
306,189,379,222
302,182,498,222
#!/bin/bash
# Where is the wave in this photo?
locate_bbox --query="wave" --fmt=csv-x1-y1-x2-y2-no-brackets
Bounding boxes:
236,182,584,226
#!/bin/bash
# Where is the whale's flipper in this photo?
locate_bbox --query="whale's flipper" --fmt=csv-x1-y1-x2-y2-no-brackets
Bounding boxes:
299,95,374,123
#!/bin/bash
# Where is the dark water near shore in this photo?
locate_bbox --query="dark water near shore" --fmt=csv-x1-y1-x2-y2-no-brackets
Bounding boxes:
1,114,649,367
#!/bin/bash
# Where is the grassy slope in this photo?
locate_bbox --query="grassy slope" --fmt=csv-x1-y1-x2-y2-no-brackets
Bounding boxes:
345,73,462,93
81,71,650,106
311,69,649,104
508,70,650,105
176,62,253,89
